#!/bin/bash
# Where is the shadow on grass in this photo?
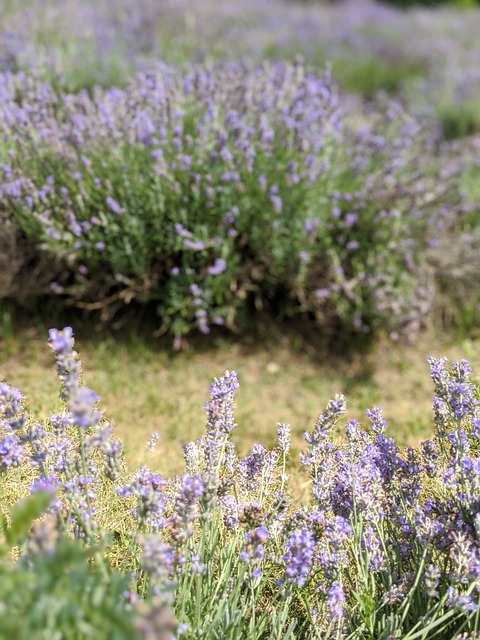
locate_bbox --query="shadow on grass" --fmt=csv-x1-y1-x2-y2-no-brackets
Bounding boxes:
0,295,377,378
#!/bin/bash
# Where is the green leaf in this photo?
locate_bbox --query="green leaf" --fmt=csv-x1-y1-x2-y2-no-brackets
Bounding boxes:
5,491,55,546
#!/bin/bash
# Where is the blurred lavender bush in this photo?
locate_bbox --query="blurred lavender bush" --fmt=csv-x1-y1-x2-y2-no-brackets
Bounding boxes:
3,327,480,637
379,0,478,7
0,61,467,343
2,0,480,137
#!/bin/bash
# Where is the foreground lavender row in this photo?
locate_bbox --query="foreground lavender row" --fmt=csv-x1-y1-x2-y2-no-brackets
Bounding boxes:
1,60,474,342
1,327,480,638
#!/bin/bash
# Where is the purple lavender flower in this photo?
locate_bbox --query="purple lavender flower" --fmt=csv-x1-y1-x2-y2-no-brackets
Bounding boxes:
421,440,439,477
318,515,352,581
30,475,61,512
446,587,479,614
100,436,123,481
0,382,26,431
0,383,24,420
314,288,330,300
203,371,239,470
449,531,480,586
69,387,102,429
299,251,310,264
169,473,204,543
105,196,124,214
277,423,291,454
208,371,239,401
222,494,240,531
0,434,23,471
330,442,389,522
48,327,75,354
49,282,64,294
429,357,478,422
189,554,206,576
302,394,346,460
207,258,227,276
414,506,443,547
365,407,387,435
238,444,268,492
283,527,315,587
118,466,169,530
424,564,441,598
48,327,81,401
302,396,347,511
240,525,269,579
325,581,345,620
140,535,175,583
362,525,386,572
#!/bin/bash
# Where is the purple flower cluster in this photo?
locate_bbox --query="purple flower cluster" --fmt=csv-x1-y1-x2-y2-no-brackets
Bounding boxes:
203,371,239,473
0,53,467,342
0,382,26,471
301,394,346,510
118,466,169,531
48,328,102,430
283,527,315,587
140,535,176,584
429,357,479,426
0,382,24,423
0,434,23,471
240,525,269,579
5,330,480,637
168,474,204,544
237,444,279,495
326,581,345,620
1,327,130,540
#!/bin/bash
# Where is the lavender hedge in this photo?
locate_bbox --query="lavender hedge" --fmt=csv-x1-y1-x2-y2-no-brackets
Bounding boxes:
1,327,480,638
0,62,467,343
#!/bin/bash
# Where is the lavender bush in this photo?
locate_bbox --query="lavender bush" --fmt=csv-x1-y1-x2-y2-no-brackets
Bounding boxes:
0,61,467,343
2,326,480,637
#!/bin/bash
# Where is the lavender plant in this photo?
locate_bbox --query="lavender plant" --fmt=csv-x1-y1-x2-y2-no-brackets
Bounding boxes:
0,330,172,639
0,61,466,343
3,326,480,638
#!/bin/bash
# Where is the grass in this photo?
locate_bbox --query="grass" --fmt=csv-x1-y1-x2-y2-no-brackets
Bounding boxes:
2,319,479,477
331,53,426,98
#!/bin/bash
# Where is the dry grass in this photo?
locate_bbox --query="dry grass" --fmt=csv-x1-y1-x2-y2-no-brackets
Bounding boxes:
1,323,479,477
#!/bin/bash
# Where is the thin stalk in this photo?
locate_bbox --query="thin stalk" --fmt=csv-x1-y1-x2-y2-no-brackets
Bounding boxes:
397,547,428,628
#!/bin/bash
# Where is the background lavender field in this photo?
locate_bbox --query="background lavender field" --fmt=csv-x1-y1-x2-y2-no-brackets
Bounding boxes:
2,0,480,134
1,0,480,638
1,0,480,342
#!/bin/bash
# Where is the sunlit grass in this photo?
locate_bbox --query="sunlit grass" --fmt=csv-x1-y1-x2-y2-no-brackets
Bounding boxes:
2,322,479,477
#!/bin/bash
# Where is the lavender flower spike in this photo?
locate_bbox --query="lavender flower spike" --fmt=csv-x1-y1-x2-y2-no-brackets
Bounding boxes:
48,327,81,401
283,527,315,587
326,581,345,620
0,382,26,430
0,435,23,471
48,327,103,428
277,423,291,454
203,371,239,469
0,383,24,421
